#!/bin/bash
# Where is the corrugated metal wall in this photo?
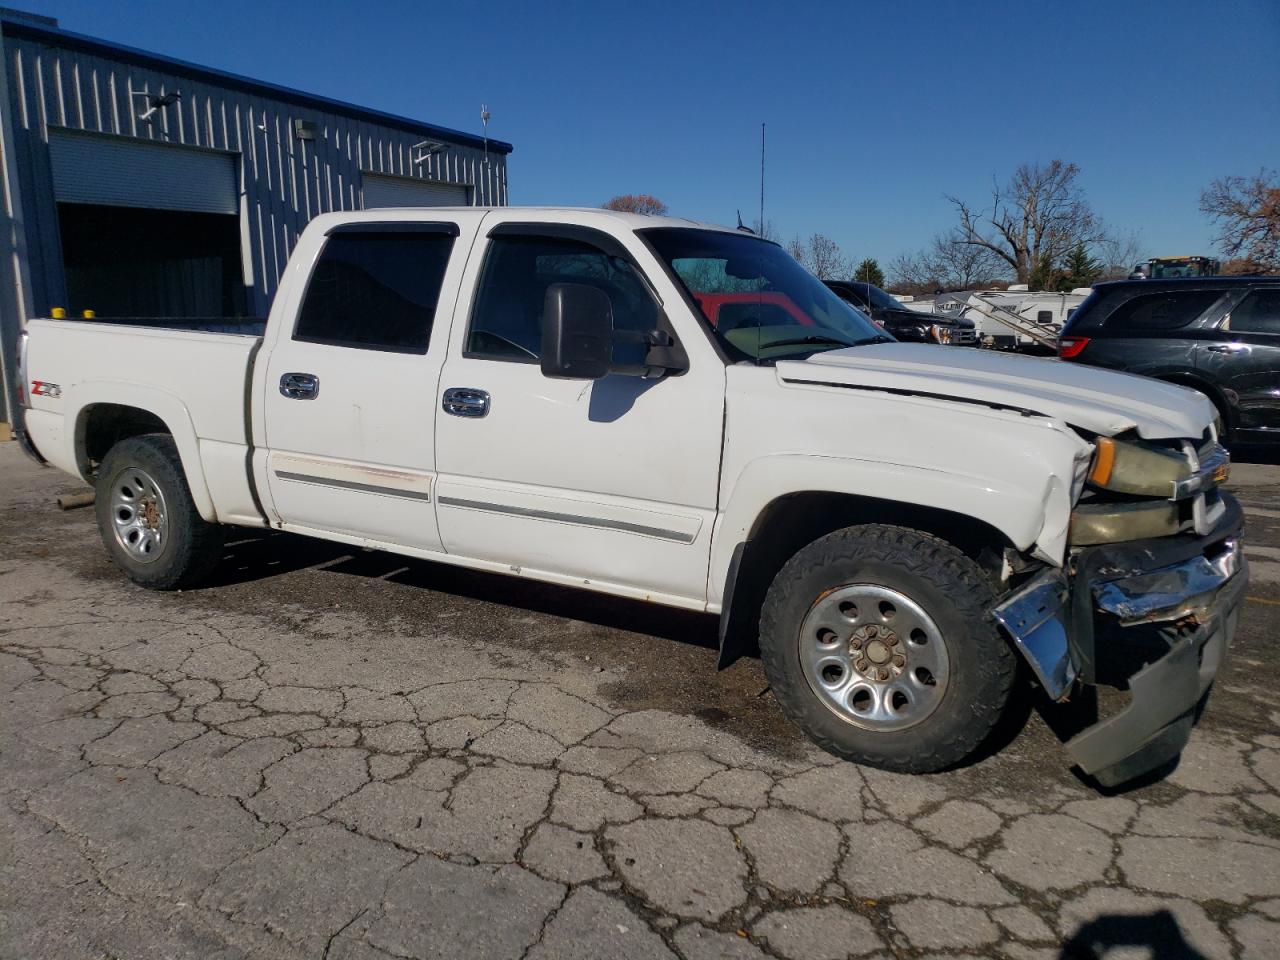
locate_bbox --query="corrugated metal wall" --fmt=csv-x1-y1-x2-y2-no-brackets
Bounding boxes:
1,28,509,321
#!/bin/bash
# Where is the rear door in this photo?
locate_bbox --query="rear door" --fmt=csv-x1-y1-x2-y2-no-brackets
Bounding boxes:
1079,288,1227,375
1197,286,1280,440
260,215,483,550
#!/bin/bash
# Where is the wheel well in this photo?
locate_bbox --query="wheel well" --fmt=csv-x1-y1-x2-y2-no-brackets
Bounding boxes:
77,404,171,477
718,491,1013,667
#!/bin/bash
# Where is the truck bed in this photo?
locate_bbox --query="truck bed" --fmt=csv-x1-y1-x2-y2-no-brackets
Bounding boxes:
22,317,264,524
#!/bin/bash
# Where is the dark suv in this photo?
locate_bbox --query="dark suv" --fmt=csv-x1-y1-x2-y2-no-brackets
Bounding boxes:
826,280,977,345
1058,276,1280,443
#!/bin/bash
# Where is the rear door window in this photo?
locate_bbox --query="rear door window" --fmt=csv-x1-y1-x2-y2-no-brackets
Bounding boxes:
294,229,455,353
1227,289,1280,335
1104,290,1223,331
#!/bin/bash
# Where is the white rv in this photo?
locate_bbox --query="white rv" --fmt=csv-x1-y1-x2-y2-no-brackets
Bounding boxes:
931,286,1093,352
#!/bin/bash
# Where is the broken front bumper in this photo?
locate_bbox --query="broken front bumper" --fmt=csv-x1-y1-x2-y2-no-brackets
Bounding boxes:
993,493,1247,787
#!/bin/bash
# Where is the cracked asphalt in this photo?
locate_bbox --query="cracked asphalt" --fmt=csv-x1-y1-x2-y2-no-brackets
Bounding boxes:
2,441,1279,960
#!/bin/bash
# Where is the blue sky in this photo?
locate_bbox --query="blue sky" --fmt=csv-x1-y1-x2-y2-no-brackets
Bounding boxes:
16,0,1280,267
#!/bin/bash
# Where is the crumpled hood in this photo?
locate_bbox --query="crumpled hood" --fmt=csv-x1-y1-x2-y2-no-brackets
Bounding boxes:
776,343,1213,440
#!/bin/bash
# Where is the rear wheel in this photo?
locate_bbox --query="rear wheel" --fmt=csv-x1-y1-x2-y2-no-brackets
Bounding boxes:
760,524,1015,773
95,434,223,590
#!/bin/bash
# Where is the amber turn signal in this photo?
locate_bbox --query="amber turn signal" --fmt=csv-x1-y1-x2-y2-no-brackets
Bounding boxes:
1089,438,1116,487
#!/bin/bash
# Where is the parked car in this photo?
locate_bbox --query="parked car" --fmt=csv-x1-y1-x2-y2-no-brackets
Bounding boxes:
826,280,977,345
1058,276,1280,444
17,207,1245,787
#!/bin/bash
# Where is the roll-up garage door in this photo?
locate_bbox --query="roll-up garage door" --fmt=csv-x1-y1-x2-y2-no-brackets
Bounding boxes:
48,128,238,214
362,172,470,208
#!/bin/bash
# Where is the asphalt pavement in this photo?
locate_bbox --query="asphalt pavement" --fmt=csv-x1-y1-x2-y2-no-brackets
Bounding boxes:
2,440,1278,960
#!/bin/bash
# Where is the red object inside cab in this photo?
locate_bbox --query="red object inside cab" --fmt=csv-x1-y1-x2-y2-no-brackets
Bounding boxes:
693,292,815,329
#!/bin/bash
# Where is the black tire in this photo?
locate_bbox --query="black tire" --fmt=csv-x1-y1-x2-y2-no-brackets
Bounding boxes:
95,433,224,590
759,524,1015,774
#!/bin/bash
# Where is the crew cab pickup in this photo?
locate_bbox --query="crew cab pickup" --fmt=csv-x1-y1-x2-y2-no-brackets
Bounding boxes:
17,207,1247,787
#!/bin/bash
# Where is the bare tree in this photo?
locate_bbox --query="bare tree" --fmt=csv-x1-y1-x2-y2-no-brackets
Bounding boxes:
1200,169,1280,270
787,233,854,279
602,194,669,216
927,232,1008,288
949,160,1105,284
888,231,1007,293
751,218,779,241
1094,229,1144,280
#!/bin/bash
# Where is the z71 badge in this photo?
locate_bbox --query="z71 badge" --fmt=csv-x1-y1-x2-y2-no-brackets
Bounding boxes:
30,380,62,398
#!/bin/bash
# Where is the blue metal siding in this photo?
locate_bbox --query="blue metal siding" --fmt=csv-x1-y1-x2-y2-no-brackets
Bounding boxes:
0,29,509,318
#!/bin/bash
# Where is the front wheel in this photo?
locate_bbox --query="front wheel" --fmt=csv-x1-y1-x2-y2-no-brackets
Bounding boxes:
95,434,224,590
759,524,1015,774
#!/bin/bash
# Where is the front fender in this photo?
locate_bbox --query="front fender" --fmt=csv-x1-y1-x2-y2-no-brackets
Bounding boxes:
64,380,218,522
710,453,1066,609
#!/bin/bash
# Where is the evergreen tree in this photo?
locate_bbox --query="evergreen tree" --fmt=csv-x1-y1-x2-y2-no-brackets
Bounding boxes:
854,258,885,287
1060,242,1103,289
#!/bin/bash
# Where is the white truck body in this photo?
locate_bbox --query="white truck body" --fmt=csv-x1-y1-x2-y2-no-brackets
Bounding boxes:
18,207,1245,786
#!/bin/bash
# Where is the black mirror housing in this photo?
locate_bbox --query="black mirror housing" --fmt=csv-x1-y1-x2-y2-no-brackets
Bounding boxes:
541,283,614,380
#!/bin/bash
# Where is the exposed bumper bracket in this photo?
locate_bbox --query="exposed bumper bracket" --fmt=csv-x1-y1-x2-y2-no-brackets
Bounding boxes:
992,569,1076,701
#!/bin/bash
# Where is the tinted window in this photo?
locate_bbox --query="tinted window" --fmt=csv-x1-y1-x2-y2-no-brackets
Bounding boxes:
467,235,659,364
1105,290,1222,331
1229,289,1280,335
1036,310,1053,325
295,231,454,353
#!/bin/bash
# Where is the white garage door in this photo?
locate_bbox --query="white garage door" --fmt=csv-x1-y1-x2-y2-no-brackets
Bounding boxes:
48,128,238,214
362,172,470,208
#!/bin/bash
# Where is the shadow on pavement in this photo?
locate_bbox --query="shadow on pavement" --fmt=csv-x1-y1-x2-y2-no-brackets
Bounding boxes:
203,528,719,651
1060,909,1208,959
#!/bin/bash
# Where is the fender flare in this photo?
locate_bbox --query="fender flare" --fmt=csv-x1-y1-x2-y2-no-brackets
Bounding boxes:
64,380,218,522
712,454,1048,602
710,454,1065,669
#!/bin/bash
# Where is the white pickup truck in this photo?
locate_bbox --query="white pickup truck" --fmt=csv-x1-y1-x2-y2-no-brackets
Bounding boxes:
17,207,1247,786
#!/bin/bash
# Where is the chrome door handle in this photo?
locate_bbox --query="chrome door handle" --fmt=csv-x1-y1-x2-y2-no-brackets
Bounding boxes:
1206,343,1249,354
442,387,490,418
279,372,320,400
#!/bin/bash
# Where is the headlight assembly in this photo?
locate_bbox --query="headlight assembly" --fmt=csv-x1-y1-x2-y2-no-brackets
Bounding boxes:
930,324,952,344
1087,437,1191,497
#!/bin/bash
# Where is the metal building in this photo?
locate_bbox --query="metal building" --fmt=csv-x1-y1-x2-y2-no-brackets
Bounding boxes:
0,9,512,421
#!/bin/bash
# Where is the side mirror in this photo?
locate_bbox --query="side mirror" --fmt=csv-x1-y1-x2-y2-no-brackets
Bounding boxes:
541,282,614,380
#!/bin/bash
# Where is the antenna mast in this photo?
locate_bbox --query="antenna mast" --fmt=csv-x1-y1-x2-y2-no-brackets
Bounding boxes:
759,122,766,238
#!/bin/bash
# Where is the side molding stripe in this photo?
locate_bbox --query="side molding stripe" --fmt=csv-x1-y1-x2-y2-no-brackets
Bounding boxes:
274,470,433,502
437,495,696,543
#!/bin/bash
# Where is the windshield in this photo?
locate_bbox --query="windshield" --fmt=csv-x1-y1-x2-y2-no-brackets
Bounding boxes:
644,228,890,362
861,283,908,312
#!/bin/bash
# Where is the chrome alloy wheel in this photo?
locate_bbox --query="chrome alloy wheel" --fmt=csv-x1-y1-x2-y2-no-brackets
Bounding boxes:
798,584,951,731
110,467,168,563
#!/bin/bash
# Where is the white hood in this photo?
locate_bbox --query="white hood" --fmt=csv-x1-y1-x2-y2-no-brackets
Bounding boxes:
776,343,1212,440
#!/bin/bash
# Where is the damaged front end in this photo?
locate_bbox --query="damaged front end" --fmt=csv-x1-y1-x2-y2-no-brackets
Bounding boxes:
993,436,1247,788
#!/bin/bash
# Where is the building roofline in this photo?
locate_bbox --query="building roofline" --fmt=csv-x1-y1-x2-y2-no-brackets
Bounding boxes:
0,15,513,155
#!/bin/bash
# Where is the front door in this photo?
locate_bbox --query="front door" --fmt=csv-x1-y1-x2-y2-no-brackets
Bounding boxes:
433,220,726,606
1197,287,1280,441
261,217,481,551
